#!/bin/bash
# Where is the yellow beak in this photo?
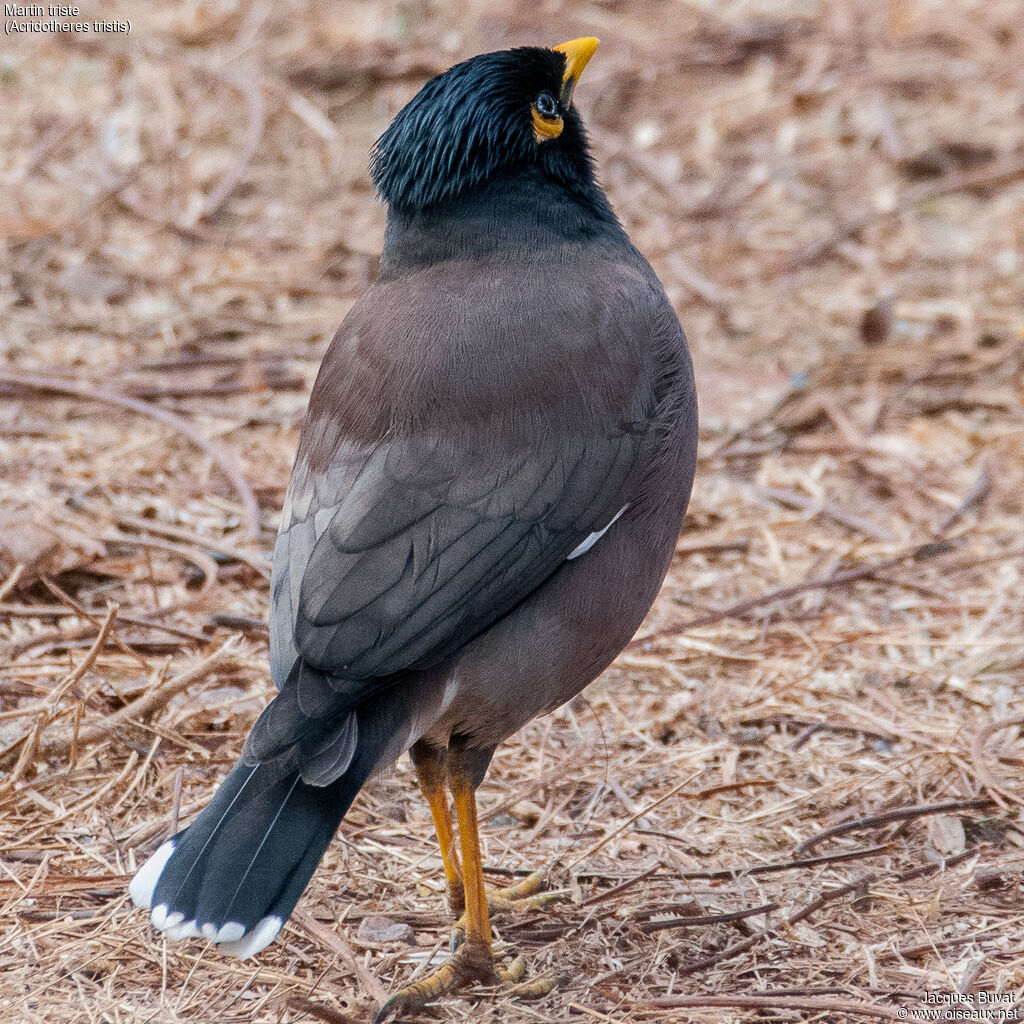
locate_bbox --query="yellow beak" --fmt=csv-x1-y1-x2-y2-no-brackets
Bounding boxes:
553,37,599,108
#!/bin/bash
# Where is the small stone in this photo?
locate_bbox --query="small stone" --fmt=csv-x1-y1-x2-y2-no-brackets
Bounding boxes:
57,264,129,303
356,916,415,945
929,815,966,855
488,812,519,828
860,296,895,346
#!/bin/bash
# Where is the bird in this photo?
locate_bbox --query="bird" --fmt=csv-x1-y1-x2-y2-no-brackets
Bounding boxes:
130,36,698,1017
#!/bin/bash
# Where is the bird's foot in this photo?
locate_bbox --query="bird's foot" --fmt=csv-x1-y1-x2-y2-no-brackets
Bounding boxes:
449,865,568,950
373,938,492,1022
373,940,555,1021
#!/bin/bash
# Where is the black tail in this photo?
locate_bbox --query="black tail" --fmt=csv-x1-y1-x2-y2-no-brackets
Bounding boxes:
129,756,365,957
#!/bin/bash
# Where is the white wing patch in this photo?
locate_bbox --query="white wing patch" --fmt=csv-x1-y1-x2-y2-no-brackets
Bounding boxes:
567,504,629,560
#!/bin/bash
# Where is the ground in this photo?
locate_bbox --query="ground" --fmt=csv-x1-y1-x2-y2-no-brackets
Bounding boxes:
1,1,1023,1022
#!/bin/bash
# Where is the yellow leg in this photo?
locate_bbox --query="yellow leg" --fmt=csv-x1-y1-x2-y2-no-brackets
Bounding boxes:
451,769,491,951
374,745,557,1023
374,749,493,1022
449,778,557,992
411,742,464,914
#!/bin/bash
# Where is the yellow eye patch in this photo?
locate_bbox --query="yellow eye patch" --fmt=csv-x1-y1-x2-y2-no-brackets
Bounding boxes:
532,105,564,143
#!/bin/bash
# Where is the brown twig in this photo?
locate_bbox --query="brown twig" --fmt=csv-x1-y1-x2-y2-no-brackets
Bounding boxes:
5,533,222,662
286,995,362,1024
970,714,1024,809
629,542,954,648
771,154,1024,276
891,847,978,883
290,909,389,1004
0,605,118,785
100,506,270,580
165,765,184,841
40,576,149,670
99,533,220,610
0,368,261,538
936,466,993,534
754,484,897,542
5,613,210,662
6,639,242,768
561,771,703,870
795,799,995,854
786,716,897,750
0,564,25,603
680,844,892,881
787,874,876,926
679,850,980,977
880,928,1009,963
636,901,777,934
628,993,908,1020
578,866,663,908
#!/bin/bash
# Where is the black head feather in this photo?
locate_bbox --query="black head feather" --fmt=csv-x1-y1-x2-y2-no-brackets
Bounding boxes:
371,46,611,219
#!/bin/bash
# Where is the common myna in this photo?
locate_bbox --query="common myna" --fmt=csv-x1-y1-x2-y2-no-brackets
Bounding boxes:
131,37,697,1015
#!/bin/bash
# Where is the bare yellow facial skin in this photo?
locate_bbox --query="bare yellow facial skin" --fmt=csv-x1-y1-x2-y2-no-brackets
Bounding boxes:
532,106,564,142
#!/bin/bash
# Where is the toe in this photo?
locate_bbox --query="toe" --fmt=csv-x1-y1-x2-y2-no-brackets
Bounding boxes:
495,954,527,985
376,938,495,1020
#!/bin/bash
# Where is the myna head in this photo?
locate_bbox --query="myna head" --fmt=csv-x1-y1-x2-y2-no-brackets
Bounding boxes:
371,39,607,216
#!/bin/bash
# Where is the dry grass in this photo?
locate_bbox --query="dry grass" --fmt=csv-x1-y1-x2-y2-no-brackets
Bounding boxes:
2,1,1023,1021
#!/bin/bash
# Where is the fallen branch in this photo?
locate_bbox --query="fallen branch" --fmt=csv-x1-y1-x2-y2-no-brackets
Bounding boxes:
796,798,995,854
629,541,954,648
0,368,261,538
627,993,908,1020
1,639,242,770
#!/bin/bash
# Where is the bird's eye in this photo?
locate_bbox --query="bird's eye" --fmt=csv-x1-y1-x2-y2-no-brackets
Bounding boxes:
535,91,559,119
531,90,564,142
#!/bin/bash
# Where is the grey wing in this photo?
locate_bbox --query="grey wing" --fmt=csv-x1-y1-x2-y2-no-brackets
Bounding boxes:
247,428,638,784
268,430,638,696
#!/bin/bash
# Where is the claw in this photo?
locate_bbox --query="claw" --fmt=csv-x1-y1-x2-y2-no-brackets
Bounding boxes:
373,938,493,1022
495,862,571,903
374,946,557,1022
492,869,547,902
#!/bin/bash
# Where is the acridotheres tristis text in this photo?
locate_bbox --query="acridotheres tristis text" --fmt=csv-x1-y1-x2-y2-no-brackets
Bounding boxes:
131,37,698,1015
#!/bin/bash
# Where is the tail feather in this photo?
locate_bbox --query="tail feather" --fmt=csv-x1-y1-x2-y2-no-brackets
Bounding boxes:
129,756,364,958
